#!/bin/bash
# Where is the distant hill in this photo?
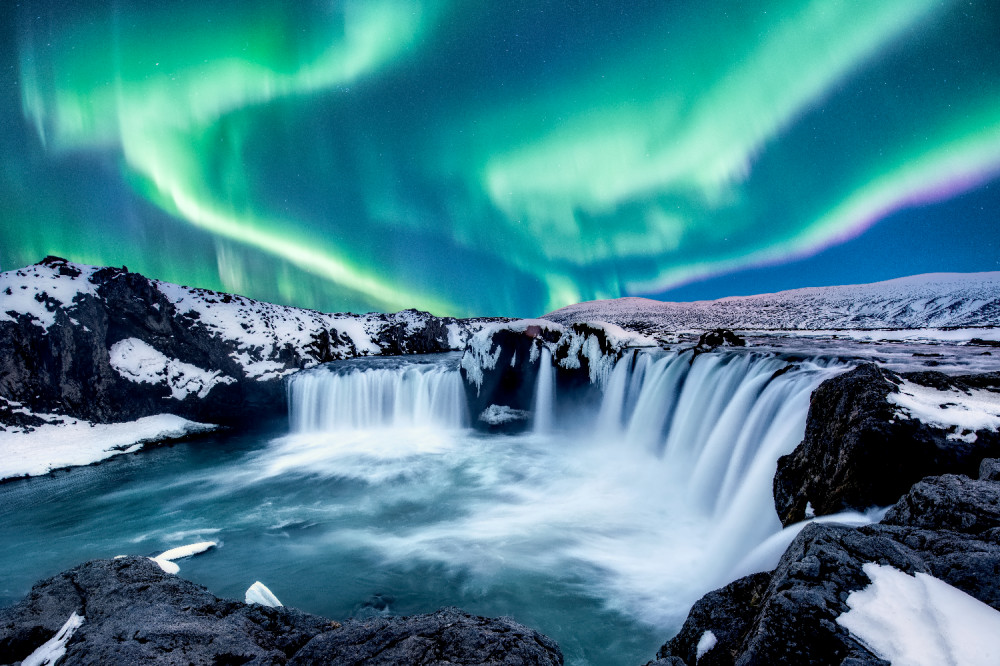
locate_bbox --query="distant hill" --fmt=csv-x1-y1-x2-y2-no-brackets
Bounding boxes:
543,272,1000,331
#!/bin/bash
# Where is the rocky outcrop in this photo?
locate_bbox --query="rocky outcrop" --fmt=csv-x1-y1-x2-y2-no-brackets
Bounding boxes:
655,465,1000,665
773,363,1000,526
693,328,746,352
459,320,654,431
0,257,481,430
0,557,563,666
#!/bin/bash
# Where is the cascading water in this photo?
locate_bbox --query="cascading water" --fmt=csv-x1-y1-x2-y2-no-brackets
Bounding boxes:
532,347,556,434
288,356,469,431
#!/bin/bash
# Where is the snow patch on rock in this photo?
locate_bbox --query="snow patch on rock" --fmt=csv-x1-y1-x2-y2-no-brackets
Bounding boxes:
889,379,1000,442
837,563,1000,666
109,338,236,399
246,581,283,608
22,610,84,666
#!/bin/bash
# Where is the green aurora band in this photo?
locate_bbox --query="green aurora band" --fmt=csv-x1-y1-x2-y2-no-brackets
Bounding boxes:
5,0,1000,316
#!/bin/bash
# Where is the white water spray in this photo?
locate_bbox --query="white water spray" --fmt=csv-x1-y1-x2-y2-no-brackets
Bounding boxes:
282,349,847,627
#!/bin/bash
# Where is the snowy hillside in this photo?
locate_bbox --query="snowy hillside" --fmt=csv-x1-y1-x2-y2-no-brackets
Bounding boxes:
0,257,497,438
544,272,1000,332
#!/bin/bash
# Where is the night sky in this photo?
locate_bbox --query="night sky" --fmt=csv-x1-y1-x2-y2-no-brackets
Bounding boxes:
2,0,999,317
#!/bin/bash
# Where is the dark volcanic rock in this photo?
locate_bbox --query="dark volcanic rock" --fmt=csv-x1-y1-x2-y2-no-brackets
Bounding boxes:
881,473,1000,534
656,520,1000,665
773,363,1000,526
0,558,563,666
695,329,746,351
0,557,331,665
289,607,563,665
656,572,771,666
657,468,1000,665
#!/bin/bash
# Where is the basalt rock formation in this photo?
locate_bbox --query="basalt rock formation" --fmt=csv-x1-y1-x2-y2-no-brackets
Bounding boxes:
0,557,563,666
773,363,1000,527
654,464,1000,665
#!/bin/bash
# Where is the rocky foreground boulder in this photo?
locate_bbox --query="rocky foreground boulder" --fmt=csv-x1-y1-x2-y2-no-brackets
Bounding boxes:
0,558,562,666
654,464,1000,665
773,363,1000,526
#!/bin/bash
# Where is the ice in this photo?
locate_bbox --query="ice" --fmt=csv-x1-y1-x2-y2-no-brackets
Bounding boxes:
478,404,530,425
149,558,180,574
889,379,1000,441
21,611,84,666
696,630,717,661
837,563,1000,665
245,581,282,607
109,338,236,399
0,413,217,480
155,541,218,561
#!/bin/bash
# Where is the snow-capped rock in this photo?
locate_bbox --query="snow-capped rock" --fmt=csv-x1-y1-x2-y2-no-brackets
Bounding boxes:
544,272,1000,333
0,257,492,432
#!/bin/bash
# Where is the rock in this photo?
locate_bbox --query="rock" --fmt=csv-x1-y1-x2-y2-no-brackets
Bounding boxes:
657,469,1000,665
694,329,746,351
289,607,563,665
460,321,650,432
981,458,1000,481
0,558,563,666
773,363,1000,526
0,557,330,665
881,474,1000,535
656,519,1000,665
655,572,771,665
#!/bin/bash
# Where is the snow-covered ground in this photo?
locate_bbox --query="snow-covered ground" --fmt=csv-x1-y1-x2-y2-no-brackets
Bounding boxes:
545,272,1000,333
889,379,1000,443
837,563,1000,665
0,412,217,481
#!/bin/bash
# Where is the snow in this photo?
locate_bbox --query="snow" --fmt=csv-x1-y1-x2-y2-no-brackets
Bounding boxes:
478,404,530,425
0,413,217,480
155,282,466,379
154,541,218,561
109,338,236,399
889,379,1000,442
837,563,1000,666
0,261,100,331
149,541,217,574
22,611,84,666
545,271,1000,332
245,581,283,607
150,558,180,574
696,630,718,661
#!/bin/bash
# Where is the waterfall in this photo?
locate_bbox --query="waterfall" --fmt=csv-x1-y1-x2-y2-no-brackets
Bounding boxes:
532,347,556,434
288,357,469,431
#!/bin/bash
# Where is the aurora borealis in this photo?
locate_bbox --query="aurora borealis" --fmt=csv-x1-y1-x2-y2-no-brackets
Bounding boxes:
2,0,999,317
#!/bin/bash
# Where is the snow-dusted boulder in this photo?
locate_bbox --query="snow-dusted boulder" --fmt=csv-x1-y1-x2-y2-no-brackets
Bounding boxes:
773,363,1000,526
